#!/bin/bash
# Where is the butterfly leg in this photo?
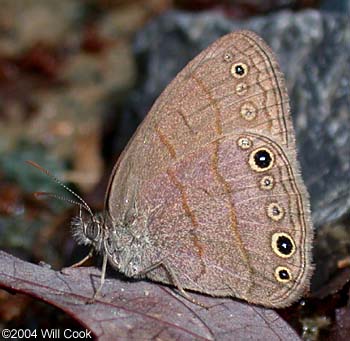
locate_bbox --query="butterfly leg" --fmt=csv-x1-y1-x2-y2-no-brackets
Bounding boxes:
62,250,107,304
87,253,108,304
137,260,208,308
68,248,94,268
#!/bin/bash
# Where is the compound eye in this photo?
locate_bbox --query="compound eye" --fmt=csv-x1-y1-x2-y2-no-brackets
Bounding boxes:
86,221,100,241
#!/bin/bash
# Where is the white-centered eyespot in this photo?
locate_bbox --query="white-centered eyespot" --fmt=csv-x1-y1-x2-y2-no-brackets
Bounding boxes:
237,137,253,150
248,147,275,172
260,175,274,190
275,266,292,283
271,232,296,258
223,51,233,62
231,62,248,78
267,202,285,221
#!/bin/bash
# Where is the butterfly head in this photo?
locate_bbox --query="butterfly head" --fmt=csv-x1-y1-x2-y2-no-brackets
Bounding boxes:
71,212,105,252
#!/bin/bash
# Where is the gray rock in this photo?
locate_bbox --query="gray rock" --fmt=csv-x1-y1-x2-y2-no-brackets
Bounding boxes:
320,0,350,13
117,10,350,229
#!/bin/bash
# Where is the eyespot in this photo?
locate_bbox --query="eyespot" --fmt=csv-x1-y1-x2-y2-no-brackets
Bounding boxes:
235,82,248,95
260,175,274,190
249,147,274,172
267,202,284,221
271,232,296,258
240,102,257,121
275,266,292,283
237,137,252,150
231,62,248,78
223,52,233,62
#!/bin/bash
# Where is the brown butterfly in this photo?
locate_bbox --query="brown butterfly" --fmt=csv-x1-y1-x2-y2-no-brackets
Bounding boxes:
31,30,314,308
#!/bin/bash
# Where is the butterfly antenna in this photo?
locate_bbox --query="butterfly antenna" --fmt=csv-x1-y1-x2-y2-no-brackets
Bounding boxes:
26,160,93,217
34,191,89,210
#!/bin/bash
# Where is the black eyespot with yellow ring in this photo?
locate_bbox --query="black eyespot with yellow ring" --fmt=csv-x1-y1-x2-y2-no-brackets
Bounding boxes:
271,232,296,258
275,266,292,283
248,147,275,172
231,62,248,78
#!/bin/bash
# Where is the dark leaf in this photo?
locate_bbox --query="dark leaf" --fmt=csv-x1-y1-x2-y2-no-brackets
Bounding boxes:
329,298,350,341
0,250,300,340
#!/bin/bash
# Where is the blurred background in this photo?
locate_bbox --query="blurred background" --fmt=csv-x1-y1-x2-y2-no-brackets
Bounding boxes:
0,0,349,339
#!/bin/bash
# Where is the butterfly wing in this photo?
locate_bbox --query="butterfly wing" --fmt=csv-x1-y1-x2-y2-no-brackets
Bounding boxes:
105,30,313,308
